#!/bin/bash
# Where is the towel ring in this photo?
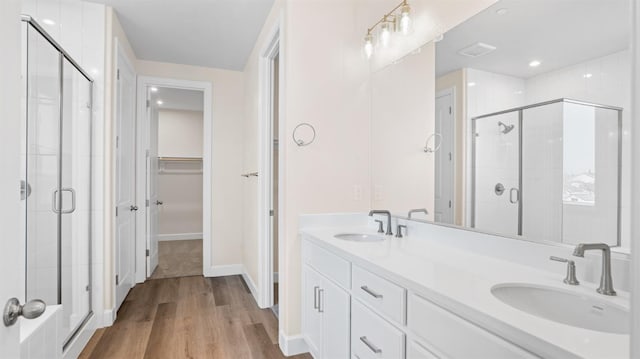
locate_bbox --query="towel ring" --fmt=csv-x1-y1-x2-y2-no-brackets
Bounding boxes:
293,123,316,146
423,133,442,153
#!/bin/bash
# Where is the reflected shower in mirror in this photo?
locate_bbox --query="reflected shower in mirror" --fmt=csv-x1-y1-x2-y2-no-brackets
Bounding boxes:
370,0,630,250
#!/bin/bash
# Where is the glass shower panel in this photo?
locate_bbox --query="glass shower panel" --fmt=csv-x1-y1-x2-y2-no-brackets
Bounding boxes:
473,111,520,236
521,102,564,243
60,59,92,341
561,103,619,246
25,25,61,305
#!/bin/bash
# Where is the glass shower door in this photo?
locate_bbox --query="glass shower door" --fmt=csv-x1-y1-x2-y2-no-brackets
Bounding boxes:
60,58,92,343
472,111,520,236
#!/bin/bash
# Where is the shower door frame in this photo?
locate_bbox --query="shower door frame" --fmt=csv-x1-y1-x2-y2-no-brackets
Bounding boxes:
470,98,623,246
21,15,94,350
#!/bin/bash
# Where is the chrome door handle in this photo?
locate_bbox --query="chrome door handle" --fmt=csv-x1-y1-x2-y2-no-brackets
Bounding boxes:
130,205,139,211
155,200,163,205
3,298,46,327
509,188,519,204
52,189,60,213
361,285,383,299
313,286,319,310
359,336,382,354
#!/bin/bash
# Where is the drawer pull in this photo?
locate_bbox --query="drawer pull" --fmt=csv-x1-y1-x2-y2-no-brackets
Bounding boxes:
318,289,324,313
361,285,383,299
313,286,319,310
360,336,382,354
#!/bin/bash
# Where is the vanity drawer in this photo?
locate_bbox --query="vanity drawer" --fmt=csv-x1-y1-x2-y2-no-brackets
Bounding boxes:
352,299,405,359
352,265,406,324
303,240,351,289
407,340,439,359
407,293,538,359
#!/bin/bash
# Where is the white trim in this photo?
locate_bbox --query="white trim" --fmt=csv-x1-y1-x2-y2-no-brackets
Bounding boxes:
630,1,640,356
102,308,116,327
435,87,456,225
242,271,259,301
157,233,203,241
62,315,97,359
135,76,213,284
204,264,243,277
278,331,309,357
258,13,282,311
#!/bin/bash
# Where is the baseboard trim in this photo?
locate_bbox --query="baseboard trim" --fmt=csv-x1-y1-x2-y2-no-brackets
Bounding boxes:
157,233,203,241
204,264,243,277
279,331,309,357
102,308,116,327
242,271,259,302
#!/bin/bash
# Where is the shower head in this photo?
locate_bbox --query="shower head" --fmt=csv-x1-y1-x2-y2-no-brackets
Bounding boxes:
498,121,515,134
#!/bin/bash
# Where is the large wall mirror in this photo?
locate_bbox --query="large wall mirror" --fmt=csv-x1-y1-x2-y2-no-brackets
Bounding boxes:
370,0,631,251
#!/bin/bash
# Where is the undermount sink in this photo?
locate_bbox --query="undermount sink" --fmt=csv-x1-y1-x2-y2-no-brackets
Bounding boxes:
334,233,385,242
491,283,629,334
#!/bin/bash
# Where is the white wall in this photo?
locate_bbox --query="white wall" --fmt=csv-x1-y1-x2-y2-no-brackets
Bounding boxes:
136,60,245,271
157,109,204,239
158,109,203,158
371,45,436,216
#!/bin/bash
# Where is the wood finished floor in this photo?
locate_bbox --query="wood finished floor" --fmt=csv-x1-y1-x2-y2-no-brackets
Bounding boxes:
79,275,310,359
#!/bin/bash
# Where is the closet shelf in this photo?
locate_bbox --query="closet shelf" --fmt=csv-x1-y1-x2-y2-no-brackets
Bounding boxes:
158,156,203,162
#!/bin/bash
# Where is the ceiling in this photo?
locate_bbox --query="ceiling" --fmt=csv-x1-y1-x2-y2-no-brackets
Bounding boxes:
86,0,274,71
151,87,204,111
436,0,629,78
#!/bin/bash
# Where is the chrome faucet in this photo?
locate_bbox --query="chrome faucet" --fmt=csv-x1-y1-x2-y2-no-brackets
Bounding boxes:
408,208,428,219
369,210,392,236
572,243,616,296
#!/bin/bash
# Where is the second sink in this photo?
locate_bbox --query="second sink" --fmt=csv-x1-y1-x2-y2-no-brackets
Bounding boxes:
491,283,628,334
334,233,385,242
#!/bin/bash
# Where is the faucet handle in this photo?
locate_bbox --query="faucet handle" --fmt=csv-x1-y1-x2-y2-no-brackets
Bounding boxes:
395,224,407,238
549,256,579,285
374,220,384,233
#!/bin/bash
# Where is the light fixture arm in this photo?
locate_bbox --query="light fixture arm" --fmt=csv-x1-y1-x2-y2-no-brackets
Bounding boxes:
367,0,407,34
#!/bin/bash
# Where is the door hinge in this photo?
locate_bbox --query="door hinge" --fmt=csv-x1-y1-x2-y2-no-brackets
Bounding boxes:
449,152,452,161
86,285,91,292
449,200,452,208
115,206,118,217
146,249,150,257
449,106,452,114
146,99,150,108
115,275,119,285
146,199,150,207
116,136,119,148
117,69,120,80
269,209,274,216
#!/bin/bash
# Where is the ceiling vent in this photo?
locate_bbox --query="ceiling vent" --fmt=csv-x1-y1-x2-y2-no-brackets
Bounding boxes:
457,42,497,58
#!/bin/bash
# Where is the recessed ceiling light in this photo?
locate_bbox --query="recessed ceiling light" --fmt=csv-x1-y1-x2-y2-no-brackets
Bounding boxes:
468,82,476,87
156,100,164,105
42,19,56,26
583,73,593,79
496,8,508,15
150,87,158,92
529,60,541,67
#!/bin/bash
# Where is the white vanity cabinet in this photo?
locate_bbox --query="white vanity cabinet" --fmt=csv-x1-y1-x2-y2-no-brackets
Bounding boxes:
302,242,351,359
302,238,542,359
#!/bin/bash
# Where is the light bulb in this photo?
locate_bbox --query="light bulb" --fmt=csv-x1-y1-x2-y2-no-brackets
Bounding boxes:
364,33,374,59
399,4,412,35
380,22,391,47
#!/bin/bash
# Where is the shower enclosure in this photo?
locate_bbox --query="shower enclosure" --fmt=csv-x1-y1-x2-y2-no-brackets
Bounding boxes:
21,16,93,347
471,99,621,246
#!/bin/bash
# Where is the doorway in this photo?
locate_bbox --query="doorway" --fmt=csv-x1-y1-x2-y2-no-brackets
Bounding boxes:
434,89,455,224
147,86,205,280
134,77,213,286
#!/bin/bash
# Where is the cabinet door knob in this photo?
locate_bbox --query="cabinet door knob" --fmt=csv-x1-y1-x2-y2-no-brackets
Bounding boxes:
130,205,139,211
3,298,46,327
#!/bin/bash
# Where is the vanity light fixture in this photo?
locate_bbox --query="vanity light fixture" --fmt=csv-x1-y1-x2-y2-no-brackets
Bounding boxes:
362,0,413,59
529,60,541,67
467,82,476,87
583,73,593,79
156,100,164,105
150,87,159,92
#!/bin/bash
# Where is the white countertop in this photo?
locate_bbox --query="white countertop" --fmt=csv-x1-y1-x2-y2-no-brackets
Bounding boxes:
301,225,630,359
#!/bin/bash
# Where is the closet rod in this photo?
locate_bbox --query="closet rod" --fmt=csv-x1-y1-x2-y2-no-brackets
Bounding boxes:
158,156,203,162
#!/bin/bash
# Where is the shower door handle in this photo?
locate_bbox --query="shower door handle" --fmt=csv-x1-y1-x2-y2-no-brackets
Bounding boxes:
52,188,76,214
510,188,520,204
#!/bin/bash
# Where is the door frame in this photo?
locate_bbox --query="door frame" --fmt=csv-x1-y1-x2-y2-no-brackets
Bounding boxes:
435,87,456,224
134,76,213,283
258,18,283,309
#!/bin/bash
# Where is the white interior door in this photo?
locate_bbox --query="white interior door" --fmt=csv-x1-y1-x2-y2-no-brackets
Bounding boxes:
146,88,159,277
435,92,454,224
1,1,24,355
115,48,137,310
